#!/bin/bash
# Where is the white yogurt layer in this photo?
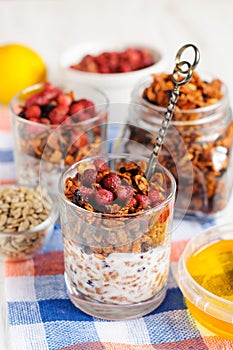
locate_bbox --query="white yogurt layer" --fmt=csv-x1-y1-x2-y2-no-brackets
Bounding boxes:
63,238,170,304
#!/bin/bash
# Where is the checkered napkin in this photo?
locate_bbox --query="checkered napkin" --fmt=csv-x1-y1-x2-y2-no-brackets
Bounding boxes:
1,110,233,350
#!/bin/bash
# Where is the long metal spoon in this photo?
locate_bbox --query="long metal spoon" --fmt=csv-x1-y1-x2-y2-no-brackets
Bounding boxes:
145,43,200,179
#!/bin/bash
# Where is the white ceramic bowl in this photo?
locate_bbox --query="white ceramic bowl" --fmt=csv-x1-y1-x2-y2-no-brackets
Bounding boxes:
59,41,165,105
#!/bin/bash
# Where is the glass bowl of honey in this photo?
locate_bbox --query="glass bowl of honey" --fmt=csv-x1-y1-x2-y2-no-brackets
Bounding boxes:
178,223,233,340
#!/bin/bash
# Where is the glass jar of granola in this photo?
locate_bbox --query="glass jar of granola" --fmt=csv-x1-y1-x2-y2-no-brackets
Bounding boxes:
119,72,233,219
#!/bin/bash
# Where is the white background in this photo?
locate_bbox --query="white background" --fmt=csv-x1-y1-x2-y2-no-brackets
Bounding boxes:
0,0,232,98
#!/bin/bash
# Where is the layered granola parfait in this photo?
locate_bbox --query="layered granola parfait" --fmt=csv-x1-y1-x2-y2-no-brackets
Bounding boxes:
10,82,108,196
59,154,176,319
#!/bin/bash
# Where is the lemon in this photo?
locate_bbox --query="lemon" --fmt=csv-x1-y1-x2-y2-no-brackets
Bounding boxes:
0,43,47,105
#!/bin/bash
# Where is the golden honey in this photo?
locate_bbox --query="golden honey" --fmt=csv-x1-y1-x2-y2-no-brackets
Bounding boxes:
186,239,233,340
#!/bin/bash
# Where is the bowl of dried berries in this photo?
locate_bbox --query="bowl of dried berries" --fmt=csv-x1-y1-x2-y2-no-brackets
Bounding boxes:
10,82,108,195
59,41,165,107
0,184,58,261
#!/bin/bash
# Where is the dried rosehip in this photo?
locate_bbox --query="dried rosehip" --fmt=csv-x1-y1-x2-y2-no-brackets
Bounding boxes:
58,94,73,107
135,194,151,208
94,158,108,172
95,189,114,206
116,185,134,203
148,189,161,205
100,173,121,192
128,196,137,208
49,105,69,125
69,99,95,117
80,169,97,187
79,186,95,201
69,101,86,115
25,105,41,119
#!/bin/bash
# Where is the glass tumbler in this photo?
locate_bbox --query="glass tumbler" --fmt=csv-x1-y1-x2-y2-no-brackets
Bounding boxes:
10,83,108,197
58,153,176,320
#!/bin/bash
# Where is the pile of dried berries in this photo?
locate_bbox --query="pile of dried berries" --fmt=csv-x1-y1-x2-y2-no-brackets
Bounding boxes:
70,47,155,73
18,82,96,125
65,158,168,219
143,72,223,114
0,186,53,260
127,71,233,216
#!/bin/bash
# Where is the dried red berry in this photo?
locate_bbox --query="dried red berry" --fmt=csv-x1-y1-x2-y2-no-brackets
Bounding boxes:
128,196,137,208
119,62,131,73
69,101,86,115
72,99,95,116
79,186,95,201
25,92,41,108
99,65,111,74
41,88,62,101
148,189,161,205
25,105,41,119
100,173,121,192
49,105,69,124
135,194,151,208
140,49,154,66
82,99,95,110
94,158,108,172
32,92,50,106
116,185,134,203
80,169,97,187
95,189,114,206
57,94,72,106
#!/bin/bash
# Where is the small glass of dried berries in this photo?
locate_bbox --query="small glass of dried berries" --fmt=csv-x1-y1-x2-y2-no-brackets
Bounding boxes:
58,154,176,319
10,83,108,194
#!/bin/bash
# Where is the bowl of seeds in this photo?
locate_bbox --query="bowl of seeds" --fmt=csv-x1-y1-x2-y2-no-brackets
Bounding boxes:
0,184,58,261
